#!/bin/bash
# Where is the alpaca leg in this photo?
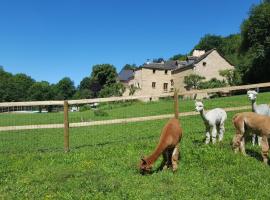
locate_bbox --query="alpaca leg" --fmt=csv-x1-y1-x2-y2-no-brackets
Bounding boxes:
252,134,256,146
219,124,225,142
232,133,241,153
240,137,247,156
258,136,262,146
205,127,211,144
261,136,269,164
171,145,179,172
211,126,217,144
159,151,168,171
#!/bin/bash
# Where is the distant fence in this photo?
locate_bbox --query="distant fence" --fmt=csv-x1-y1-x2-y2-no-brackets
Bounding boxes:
0,82,270,152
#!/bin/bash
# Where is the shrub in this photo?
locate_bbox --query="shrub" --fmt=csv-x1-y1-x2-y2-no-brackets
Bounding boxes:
94,109,108,117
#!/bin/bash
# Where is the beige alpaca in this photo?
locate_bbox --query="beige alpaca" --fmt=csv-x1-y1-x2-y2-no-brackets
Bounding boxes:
232,112,270,164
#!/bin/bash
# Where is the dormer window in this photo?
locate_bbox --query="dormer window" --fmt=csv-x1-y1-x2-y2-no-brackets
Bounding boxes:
153,69,156,74
203,62,207,66
165,70,168,75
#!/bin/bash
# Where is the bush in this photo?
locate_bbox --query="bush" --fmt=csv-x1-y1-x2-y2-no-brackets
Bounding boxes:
94,109,108,117
79,105,91,112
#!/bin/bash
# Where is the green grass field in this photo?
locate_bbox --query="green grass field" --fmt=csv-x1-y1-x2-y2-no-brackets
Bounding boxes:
1,91,270,127
0,93,270,199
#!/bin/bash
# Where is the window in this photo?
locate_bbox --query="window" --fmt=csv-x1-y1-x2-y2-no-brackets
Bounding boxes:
163,83,168,91
203,62,207,66
165,70,168,75
152,82,156,88
153,69,156,74
170,79,174,86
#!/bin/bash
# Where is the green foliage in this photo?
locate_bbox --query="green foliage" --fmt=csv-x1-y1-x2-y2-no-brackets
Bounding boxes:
194,34,223,51
2,93,270,198
93,109,108,116
27,81,54,101
184,74,205,90
199,78,227,89
240,1,270,83
123,64,137,70
99,83,125,98
169,54,187,61
91,64,118,86
219,69,241,86
90,64,125,98
128,84,138,96
54,77,76,100
79,104,91,112
73,89,93,99
0,68,35,102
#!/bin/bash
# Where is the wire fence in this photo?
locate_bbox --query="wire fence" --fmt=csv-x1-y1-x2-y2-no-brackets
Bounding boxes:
0,82,270,153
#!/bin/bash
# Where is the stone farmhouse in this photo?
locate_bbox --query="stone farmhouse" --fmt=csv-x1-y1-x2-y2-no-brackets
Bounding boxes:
118,49,234,97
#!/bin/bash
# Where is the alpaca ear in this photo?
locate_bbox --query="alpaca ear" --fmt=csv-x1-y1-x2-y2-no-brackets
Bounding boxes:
141,158,147,164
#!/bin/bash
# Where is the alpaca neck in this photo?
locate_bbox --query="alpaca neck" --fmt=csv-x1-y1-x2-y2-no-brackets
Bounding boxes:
145,145,164,166
251,100,257,112
199,109,208,123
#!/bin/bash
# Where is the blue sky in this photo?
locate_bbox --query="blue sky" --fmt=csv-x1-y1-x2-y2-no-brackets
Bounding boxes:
0,0,261,85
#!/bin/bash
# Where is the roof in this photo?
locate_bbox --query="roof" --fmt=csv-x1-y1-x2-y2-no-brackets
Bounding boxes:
118,69,134,82
139,60,178,70
172,48,234,74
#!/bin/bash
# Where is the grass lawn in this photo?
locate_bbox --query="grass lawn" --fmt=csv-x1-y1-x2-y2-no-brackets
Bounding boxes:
0,110,270,199
1,91,270,127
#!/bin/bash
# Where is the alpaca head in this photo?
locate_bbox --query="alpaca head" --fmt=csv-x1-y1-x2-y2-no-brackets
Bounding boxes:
195,101,204,112
247,90,257,101
139,158,152,175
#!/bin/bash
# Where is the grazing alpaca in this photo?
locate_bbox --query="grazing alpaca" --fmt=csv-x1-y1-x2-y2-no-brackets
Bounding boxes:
139,118,183,174
247,90,270,146
195,101,227,144
232,112,270,164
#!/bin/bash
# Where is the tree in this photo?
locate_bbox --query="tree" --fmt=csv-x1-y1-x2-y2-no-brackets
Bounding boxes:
54,77,76,100
123,64,137,70
28,81,54,101
98,83,125,97
184,74,205,90
194,34,223,51
0,68,14,101
240,1,270,83
219,69,241,86
12,73,35,101
91,64,118,87
170,54,186,61
128,84,138,96
90,64,125,97
199,78,227,89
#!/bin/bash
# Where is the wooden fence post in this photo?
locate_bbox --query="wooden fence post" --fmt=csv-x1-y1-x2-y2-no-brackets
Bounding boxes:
174,90,179,119
64,100,70,152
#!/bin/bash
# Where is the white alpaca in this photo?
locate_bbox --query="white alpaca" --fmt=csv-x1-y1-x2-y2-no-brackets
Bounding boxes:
195,101,227,144
247,90,270,146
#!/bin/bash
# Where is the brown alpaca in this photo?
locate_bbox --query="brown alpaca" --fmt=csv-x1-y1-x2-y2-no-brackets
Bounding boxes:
139,118,183,174
232,112,270,164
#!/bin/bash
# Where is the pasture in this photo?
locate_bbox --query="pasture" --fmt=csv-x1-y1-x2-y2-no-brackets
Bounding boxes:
0,92,270,199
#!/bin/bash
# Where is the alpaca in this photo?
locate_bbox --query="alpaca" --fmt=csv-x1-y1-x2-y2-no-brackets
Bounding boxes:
247,90,270,146
139,118,183,174
195,101,227,144
232,112,270,164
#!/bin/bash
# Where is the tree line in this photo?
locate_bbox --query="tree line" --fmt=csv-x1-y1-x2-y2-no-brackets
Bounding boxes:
179,0,270,87
0,64,124,102
1,0,269,102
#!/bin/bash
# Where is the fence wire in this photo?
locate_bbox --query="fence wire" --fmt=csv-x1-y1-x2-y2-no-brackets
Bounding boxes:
0,85,270,153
